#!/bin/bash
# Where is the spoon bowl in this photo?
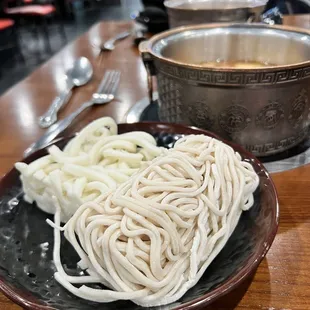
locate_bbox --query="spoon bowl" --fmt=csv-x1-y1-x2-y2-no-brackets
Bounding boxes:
102,42,115,51
69,57,93,87
38,57,93,128
101,31,131,51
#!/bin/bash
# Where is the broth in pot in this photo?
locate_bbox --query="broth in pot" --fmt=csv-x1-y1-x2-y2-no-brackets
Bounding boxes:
199,60,273,69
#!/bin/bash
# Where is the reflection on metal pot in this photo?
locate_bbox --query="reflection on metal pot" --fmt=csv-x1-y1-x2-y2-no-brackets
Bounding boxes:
139,23,310,156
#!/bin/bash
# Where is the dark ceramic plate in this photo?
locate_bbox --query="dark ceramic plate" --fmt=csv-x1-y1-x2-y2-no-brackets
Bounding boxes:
0,122,279,310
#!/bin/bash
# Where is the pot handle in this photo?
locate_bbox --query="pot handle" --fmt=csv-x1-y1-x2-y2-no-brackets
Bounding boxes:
139,40,156,104
247,13,256,23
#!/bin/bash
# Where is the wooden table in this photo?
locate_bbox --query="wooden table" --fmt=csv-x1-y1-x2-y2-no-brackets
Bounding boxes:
0,16,310,310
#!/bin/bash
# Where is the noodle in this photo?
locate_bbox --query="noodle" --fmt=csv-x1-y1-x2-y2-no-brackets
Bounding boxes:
52,134,259,307
15,117,164,222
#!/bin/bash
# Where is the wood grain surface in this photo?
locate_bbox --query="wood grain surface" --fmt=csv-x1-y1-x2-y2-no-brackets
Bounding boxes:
0,16,310,310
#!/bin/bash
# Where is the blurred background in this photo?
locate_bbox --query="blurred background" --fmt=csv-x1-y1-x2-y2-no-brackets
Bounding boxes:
1,0,310,96
0,0,143,95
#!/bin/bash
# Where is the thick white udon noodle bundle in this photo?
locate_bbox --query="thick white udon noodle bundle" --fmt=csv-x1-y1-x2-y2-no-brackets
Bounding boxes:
15,117,164,222
52,134,259,307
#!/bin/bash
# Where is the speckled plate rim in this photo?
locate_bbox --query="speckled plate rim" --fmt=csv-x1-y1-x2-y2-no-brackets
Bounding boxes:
0,122,279,310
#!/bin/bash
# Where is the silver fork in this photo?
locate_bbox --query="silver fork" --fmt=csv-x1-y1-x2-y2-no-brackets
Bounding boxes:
24,70,121,158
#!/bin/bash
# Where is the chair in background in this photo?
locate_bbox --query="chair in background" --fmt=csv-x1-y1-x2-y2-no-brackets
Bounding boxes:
0,18,14,31
3,0,66,54
0,18,24,76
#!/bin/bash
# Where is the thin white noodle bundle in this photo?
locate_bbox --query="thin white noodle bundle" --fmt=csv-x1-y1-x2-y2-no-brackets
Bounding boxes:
15,117,164,222
52,135,259,307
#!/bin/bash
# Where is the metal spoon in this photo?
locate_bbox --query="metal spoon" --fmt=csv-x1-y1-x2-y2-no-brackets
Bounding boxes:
24,70,121,158
38,57,93,128
101,31,131,51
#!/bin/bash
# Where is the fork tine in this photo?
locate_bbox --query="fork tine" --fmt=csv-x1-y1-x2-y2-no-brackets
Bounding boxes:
109,71,121,95
104,71,116,90
96,70,112,94
100,70,118,93
104,71,119,95
102,71,116,94
102,71,119,94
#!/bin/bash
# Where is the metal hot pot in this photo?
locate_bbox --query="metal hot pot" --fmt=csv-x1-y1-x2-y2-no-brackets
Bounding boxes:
164,0,268,28
139,23,310,156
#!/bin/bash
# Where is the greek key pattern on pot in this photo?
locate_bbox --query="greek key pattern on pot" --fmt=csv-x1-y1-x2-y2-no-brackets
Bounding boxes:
155,62,310,86
245,127,309,155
